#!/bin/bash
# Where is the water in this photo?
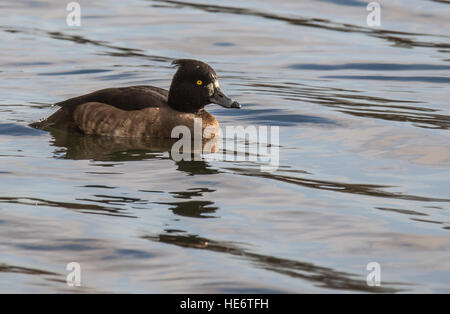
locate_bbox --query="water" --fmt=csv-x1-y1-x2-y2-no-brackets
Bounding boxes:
0,0,449,293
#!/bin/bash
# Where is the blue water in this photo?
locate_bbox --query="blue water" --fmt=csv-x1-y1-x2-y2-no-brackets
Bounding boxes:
0,0,449,293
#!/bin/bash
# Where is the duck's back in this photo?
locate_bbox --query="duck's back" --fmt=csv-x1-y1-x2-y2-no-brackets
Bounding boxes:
57,86,169,114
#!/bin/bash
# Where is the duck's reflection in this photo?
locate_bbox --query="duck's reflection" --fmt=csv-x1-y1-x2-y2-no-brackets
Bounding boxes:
151,187,219,218
175,160,219,175
48,129,221,217
49,128,219,163
157,200,218,218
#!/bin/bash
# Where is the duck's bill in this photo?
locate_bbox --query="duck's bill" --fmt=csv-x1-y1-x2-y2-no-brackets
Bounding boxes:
210,88,241,109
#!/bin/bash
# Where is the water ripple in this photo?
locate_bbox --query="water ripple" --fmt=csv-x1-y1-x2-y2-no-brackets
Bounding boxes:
143,232,407,292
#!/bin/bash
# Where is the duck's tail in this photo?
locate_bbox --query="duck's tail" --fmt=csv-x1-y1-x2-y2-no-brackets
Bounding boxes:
30,108,77,132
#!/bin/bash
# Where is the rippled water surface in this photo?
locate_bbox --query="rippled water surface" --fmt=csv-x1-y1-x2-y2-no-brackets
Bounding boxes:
1,0,449,293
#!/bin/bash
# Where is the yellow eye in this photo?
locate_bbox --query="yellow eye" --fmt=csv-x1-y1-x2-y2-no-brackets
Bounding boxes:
196,80,203,85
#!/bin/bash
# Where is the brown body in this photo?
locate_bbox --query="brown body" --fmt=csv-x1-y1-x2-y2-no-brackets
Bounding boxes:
75,103,219,139
31,59,240,139
31,86,220,139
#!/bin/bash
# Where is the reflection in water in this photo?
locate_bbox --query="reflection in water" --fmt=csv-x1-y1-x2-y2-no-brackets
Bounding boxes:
44,128,221,218
175,160,219,175
154,0,450,51
234,107,336,126
1,0,449,293
157,187,218,218
337,107,450,130
0,195,136,218
143,232,405,293
0,263,59,276
142,185,218,219
289,63,450,71
0,123,44,136
40,126,450,221
50,128,172,161
157,200,219,218
48,128,219,161
170,187,216,199
323,75,450,84
245,82,450,130
0,262,69,290
376,207,428,217
47,31,172,63
48,127,220,179
0,26,173,66
317,0,365,7
227,167,450,203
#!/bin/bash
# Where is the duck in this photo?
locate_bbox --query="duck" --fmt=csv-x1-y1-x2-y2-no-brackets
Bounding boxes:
31,59,241,139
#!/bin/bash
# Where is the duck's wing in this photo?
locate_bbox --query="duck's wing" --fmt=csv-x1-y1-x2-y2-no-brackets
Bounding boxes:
56,86,169,114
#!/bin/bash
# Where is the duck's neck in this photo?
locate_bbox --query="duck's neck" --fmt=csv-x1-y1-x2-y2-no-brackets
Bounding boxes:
168,87,205,114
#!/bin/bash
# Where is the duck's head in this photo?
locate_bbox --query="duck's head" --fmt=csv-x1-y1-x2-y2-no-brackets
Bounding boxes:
168,59,241,113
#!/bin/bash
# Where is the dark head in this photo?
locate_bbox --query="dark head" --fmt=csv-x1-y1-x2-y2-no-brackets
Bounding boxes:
168,59,241,113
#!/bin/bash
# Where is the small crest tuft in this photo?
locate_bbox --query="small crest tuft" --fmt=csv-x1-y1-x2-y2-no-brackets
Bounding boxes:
171,59,194,68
